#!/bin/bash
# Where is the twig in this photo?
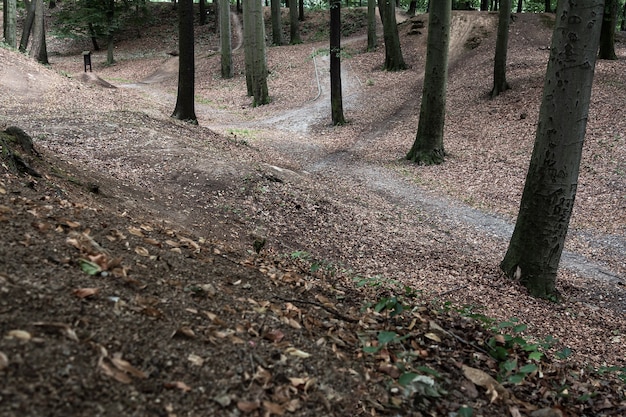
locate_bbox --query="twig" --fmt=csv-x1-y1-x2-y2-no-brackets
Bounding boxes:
274,296,359,323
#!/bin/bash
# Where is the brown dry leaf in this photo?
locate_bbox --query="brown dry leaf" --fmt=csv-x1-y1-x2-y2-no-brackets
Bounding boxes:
139,224,153,232
187,353,204,366
262,401,285,416
143,237,161,247
0,205,11,214
7,329,32,341
285,347,311,358
179,236,200,252
509,406,523,417
127,226,144,237
73,287,99,298
424,332,441,343
264,329,285,343
164,381,192,392
99,360,132,384
462,364,509,402
0,351,8,371
134,246,150,257
111,354,147,379
0,186,6,195
237,400,261,413
172,327,196,339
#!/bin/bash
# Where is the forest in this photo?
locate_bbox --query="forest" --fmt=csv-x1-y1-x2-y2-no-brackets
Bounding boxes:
1,0,625,416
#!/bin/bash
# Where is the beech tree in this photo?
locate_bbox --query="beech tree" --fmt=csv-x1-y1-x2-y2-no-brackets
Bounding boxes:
4,0,17,48
30,0,49,64
367,0,377,51
220,0,233,78
289,0,301,44
19,0,36,52
271,0,282,45
491,0,511,97
378,0,406,70
406,0,451,164
172,0,197,124
330,0,346,125
501,0,605,299
598,0,618,59
244,0,269,106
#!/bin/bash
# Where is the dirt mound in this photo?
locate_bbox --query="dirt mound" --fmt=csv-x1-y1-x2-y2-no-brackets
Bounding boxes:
75,72,118,88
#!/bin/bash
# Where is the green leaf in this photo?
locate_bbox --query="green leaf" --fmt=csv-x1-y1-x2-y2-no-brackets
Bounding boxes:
398,372,419,386
513,323,528,333
378,331,398,345
362,346,381,354
503,359,517,372
457,405,474,417
519,363,538,374
529,351,543,361
507,373,525,384
555,347,572,359
78,259,101,276
415,366,441,378
497,321,515,329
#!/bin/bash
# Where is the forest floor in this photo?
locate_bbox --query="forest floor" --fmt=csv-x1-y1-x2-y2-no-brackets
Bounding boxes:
1,4,625,417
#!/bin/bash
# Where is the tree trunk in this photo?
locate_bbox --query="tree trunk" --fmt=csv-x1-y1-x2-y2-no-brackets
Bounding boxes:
106,0,115,65
245,0,269,106
407,0,417,16
220,0,233,78
491,0,511,97
89,23,101,51
621,1,625,31
501,0,604,299
378,0,406,71
19,0,35,52
289,0,301,44
271,0,282,45
199,0,207,26
243,0,254,96
598,0,617,59
406,0,450,165
30,0,49,64
298,0,304,21
5,0,17,47
516,0,522,13
481,0,488,11
172,0,198,123
367,0,377,51
544,0,551,13
330,0,346,125
107,34,115,65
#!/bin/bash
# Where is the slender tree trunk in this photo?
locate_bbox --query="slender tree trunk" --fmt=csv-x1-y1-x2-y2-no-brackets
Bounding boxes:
598,0,617,59
88,23,101,51
3,0,7,40
298,0,304,21
481,0,489,10
107,34,115,64
491,0,511,97
106,0,115,64
199,0,207,25
378,0,406,70
289,0,301,44
19,0,36,52
501,0,604,299
243,0,254,95
544,0,551,13
621,1,626,31
367,0,377,51
330,0,346,125
30,0,49,64
271,0,282,45
406,0,450,165
172,0,198,123
5,0,17,47
250,0,269,105
407,0,417,16
220,0,233,78
516,0,522,13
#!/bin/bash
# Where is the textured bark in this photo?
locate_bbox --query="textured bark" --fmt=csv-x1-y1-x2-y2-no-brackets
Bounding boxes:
289,0,301,44
378,0,406,71
491,0,511,98
19,0,35,52
199,0,207,26
30,0,48,65
501,0,604,299
220,0,233,78
105,0,115,65
517,0,522,13
598,0,617,59
243,0,253,96
248,0,269,106
5,0,17,48
481,0,489,11
544,0,551,13
330,0,346,125
407,0,417,16
367,0,377,51
406,0,450,165
270,0,282,45
172,0,197,124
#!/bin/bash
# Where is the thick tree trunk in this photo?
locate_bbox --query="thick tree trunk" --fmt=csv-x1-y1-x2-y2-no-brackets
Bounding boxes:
367,0,377,51
270,0,282,45
330,0,346,125
19,0,36,52
105,0,115,64
289,0,301,44
246,0,269,106
406,0,450,165
298,0,304,21
491,0,511,97
598,0,617,59
501,0,604,299
5,0,17,48
481,0,489,11
30,0,49,64
172,0,197,123
378,0,406,71
220,0,233,78
106,34,115,64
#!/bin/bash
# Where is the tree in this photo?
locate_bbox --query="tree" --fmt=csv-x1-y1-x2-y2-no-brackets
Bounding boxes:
544,0,551,13
367,0,377,51
220,0,233,78
172,0,198,124
289,0,301,44
406,0,451,165
517,0,523,13
30,0,49,64
199,0,207,26
245,0,269,106
491,0,511,97
105,0,115,64
598,0,618,59
4,0,17,48
481,0,489,10
622,1,626,31
378,0,406,70
271,0,282,45
330,0,346,125
19,0,36,52
501,0,604,299
407,0,417,16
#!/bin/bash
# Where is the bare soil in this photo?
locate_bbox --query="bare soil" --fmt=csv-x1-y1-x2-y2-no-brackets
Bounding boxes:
1,5,625,417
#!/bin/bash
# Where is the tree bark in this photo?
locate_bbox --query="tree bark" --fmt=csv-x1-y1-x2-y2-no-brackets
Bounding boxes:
598,0,617,59
199,0,207,26
378,0,406,71
5,0,17,48
298,0,304,21
271,0,282,45
544,0,551,13
289,0,301,44
220,0,233,78
105,0,115,65
330,0,346,125
19,0,36,52
407,0,417,16
367,0,377,51
172,0,198,123
481,0,489,11
501,0,604,299
491,0,511,97
30,0,49,64
406,0,450,165
243,0,254,96
246,0,269,106
516,0,522,13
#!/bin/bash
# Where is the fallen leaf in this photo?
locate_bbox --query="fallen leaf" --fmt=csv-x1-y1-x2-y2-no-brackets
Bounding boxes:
424,332,441,343
32,322,79,342
237,400,261,413
99,360,132,384
188,353,204,366
7,330,32,341
285,347,311,358
213,394,232,407
134,246,150,257
73,287,99,298
262,401,285,416
77,258,101,276
128,226,144,237
164,381,192,392
0,351,8,370
264,329,285,343
530,408,564,417
172,327,195,339
111,354,147,379
462,364,509,402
